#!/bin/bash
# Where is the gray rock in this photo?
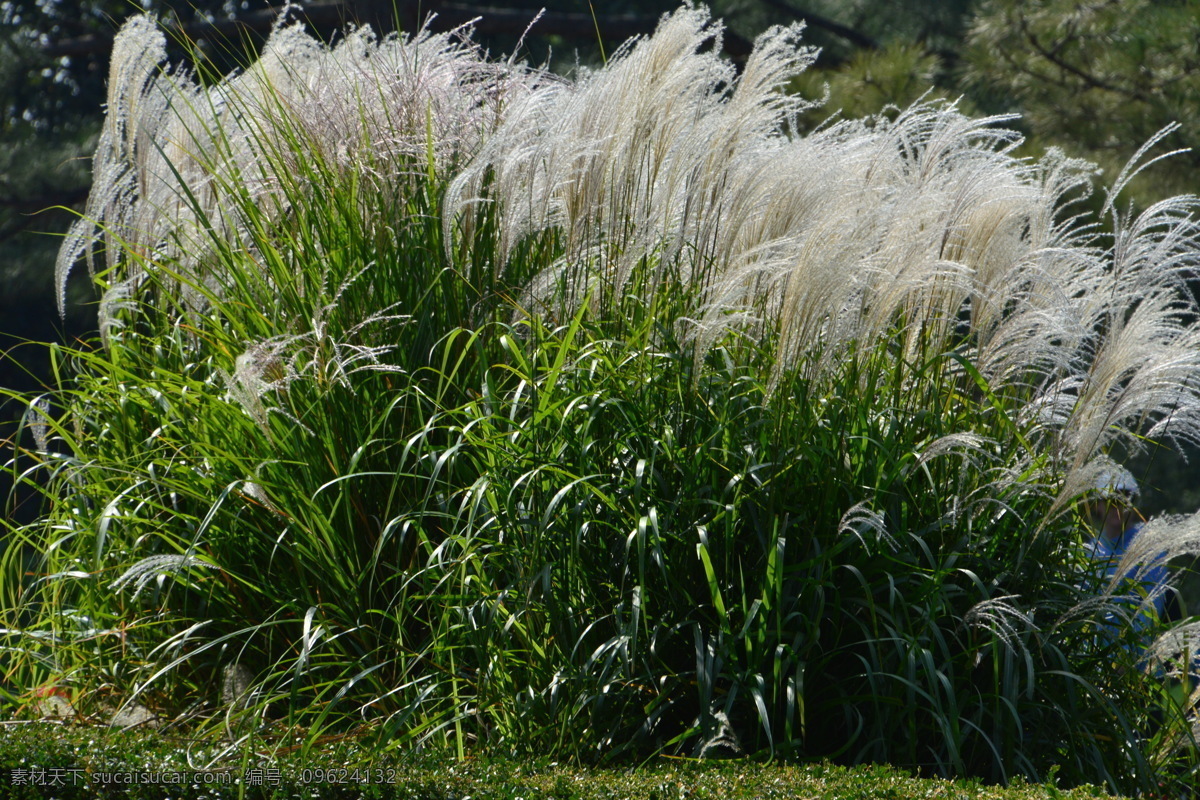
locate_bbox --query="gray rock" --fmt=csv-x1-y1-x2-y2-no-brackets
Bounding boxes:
695,709,744,759
221,663,254,710
108,703,158,729
35,694,75,721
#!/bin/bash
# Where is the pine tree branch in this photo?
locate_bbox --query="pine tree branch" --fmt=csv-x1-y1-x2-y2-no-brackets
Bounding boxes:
1016,14,1137,100
756,0,879,50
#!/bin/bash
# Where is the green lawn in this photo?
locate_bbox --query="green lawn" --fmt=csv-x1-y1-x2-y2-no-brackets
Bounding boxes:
0,723,1123,800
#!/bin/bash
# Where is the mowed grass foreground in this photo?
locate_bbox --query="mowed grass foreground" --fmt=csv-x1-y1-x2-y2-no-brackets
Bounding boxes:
0,724,1122,800
4,5,1200,796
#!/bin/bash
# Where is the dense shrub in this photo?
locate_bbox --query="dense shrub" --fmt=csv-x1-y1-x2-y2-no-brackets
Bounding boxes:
4,6,1200,795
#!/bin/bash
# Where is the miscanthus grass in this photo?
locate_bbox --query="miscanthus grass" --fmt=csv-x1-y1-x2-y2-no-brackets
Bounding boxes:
4,5,1200,795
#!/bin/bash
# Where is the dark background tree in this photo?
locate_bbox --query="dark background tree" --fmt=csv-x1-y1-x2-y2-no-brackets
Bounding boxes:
964,0,1200,203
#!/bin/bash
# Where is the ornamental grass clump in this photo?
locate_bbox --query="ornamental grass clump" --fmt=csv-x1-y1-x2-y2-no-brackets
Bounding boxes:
4,5,1200,795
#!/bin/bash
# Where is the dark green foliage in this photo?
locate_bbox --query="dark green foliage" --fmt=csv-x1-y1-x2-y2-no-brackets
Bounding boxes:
964,0,1200,205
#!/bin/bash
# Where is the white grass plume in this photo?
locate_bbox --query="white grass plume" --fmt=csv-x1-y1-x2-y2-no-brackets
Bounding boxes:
444,8,1200,529
110,553,219,599
1145,619,1200,683
838,501,894,552
55,15,173,317
24,395,52,453
59,13,541,322
1116,512,1200,591
445,7,817,304
962,594,1036,667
